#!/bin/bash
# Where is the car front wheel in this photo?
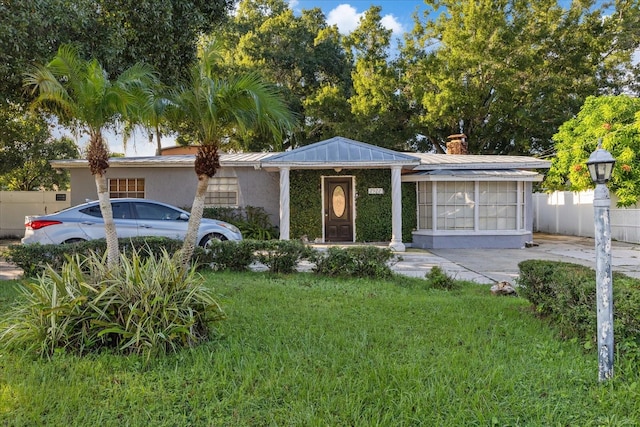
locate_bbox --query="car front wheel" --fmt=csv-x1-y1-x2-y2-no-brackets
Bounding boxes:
199,233,227,249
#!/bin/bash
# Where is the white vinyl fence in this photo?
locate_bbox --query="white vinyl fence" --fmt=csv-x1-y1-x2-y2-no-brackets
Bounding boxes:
533,190,640,244
0,191,71,238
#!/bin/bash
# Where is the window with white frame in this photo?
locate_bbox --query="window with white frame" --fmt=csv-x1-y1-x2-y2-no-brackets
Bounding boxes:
417,180,524,231
109,178,145,198
436,181,475,230
417,182,433,229
205,176,238,207
479,182,519,230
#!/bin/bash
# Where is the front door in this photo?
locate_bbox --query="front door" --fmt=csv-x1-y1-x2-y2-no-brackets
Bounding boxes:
324,177,353,242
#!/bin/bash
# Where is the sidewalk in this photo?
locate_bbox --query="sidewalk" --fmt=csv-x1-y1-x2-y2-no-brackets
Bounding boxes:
1,233,639,284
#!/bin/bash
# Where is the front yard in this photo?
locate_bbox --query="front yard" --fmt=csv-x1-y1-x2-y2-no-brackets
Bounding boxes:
1,271,638,425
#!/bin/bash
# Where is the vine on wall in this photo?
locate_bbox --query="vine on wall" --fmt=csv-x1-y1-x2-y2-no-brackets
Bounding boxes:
289,169,415,243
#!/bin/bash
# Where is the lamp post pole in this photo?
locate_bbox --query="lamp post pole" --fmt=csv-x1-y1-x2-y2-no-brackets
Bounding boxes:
586,141,616,381
593,181,614,381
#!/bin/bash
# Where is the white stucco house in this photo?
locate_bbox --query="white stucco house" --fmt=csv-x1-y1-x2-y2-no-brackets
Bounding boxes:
51,136,551,250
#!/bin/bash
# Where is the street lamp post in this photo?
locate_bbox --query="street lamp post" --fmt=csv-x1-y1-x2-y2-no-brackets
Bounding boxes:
586,140,616,381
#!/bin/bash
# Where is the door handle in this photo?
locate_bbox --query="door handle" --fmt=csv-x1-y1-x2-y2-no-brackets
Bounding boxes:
139,224,152,229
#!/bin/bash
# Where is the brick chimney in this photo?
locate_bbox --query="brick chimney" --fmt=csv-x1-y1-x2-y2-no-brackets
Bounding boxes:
446,134,468,155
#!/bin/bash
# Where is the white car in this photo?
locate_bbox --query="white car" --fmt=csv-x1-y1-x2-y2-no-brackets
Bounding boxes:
22,198,242,246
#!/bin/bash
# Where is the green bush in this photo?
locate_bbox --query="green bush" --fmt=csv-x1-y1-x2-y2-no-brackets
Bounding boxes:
0,249,224,359
311,246,396,279
518,260,640,360
253,240,312,274
204,239,258,272
202,206,278,240
5,237,208,277
425,266,460,291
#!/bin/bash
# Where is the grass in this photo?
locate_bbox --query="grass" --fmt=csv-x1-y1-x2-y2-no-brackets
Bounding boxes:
1,271,639,426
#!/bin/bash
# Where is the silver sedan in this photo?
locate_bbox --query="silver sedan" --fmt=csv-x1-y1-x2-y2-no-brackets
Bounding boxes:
22,198,242,246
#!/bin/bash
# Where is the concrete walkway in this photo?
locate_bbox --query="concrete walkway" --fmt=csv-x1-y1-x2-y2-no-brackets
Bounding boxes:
2,233,639,284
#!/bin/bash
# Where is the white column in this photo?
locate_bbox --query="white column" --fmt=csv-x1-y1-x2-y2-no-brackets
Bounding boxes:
279,167,290,240
389,166,405,252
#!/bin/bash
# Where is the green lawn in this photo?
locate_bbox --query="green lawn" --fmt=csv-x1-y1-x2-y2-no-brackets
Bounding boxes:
1,272,638,426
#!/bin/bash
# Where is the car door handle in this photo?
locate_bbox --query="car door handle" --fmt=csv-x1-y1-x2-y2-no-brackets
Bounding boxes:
139,224,153,228
80,221,96,225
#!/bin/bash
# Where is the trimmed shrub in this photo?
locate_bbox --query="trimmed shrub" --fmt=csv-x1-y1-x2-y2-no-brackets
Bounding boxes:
311,246,396,279
6,237,205,277
253,240,312,274
204,239,258,272
518,260,640,361
0,248,224,359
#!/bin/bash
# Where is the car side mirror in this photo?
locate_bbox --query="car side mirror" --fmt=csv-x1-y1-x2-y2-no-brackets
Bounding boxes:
179,213,189,221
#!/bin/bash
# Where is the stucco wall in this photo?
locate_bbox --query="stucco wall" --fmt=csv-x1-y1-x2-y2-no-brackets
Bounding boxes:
69,166,281,226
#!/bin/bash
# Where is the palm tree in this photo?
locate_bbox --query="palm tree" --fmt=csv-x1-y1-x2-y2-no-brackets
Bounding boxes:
168,40,296,268
24,45,157,268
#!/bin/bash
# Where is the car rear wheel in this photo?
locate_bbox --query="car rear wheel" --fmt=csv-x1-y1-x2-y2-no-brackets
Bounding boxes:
63,238,87,244
200,233,227,249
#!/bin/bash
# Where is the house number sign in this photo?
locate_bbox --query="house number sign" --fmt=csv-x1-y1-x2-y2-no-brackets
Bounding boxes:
367,188,384,195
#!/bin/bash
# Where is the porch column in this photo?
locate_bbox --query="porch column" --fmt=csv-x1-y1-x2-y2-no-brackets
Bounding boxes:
389,166,405,252
279,167,290,240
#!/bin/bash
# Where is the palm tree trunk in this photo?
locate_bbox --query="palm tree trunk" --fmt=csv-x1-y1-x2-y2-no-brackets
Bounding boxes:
95,173,119,269
155,124,162,155
180,174,209,269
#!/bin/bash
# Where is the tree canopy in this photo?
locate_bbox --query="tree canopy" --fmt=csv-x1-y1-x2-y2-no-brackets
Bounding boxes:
0,104,78,190
400,0,640,155
1,0,639,166
544,95,640,207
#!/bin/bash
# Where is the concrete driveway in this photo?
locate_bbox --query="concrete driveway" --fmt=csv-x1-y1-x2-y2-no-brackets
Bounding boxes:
395,233,640,284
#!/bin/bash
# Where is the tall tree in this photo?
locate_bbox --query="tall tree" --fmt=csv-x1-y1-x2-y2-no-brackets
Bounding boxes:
167,40,296,268
544,95,640,207
340,6,416,150
24,45,157,268
1,0,233,104
0,104,78,190
401,0,640,155
218,0,350,148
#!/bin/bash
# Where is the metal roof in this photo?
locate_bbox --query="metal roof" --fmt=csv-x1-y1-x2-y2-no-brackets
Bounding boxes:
51,153,274,169
261,137,420,169
50,138,551,172
402,169,544,182
409,153,550,170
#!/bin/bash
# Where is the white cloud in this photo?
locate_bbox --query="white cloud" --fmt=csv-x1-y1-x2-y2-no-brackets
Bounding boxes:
327,4,363,34
381,14,405,39
327,4,405,37
288,0,299,9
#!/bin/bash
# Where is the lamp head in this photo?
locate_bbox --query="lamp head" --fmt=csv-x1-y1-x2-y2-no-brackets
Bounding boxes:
586,139,616,184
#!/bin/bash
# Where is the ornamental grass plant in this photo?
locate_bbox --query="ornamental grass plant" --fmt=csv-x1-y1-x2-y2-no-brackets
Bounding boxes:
0,249,224,359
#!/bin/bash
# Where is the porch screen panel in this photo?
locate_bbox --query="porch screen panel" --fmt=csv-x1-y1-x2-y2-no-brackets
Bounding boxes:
479,181,519,230
109,178,145,198
436,182,474,230
417,182,432,229
206,177,238,207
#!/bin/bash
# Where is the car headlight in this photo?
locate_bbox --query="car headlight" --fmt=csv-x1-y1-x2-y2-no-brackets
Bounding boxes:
215,221,240,234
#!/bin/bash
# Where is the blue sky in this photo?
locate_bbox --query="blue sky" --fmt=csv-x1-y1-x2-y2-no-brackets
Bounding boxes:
291,1,427,39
